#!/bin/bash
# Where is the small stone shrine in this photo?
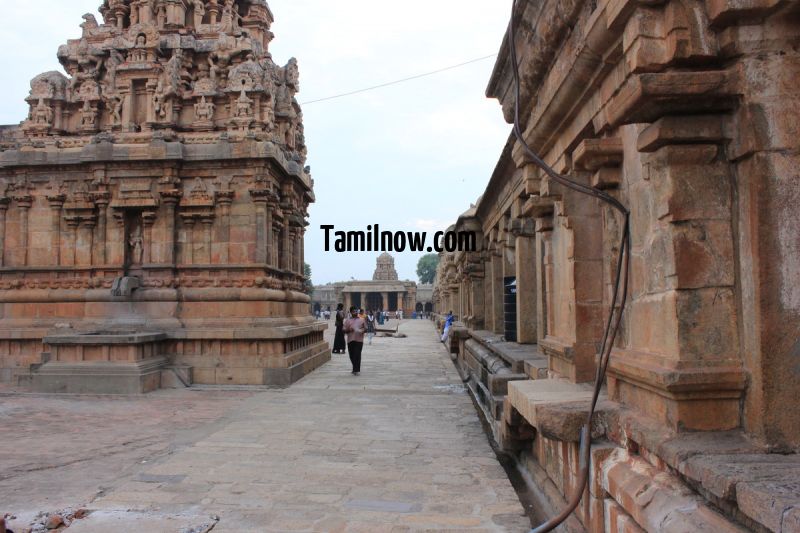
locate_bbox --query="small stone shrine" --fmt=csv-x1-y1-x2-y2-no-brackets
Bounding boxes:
0,0,329,392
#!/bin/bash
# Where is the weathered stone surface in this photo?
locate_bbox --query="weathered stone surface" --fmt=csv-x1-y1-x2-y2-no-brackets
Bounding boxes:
0,1,327,389
0,321,530,532
435,0,800,530
736,480,800,533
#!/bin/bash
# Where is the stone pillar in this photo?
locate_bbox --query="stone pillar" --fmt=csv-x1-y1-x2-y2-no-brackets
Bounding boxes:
470,273,485,329
65,217,79,266
513,218,537,344
282,226,291,271
398,292,405,313
200,216,213,264
76,219,96,266
14,195,32,267
300,227,306,276
535,218,553,344
344,292,352,311
490,241,504,334
381,292,388,312
0,200,8,266
272,226,280,268
207,1,220,24
141,211,156,265
160,191,180,265
46,194,66,266
182,218,195,265
216,191,233,264
250,190,269,264
265,197,277,266
292,228,300,273
92,193,111,265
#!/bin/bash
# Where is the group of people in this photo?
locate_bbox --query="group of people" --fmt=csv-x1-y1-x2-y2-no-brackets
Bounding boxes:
326,304,411,375
331,304,380,375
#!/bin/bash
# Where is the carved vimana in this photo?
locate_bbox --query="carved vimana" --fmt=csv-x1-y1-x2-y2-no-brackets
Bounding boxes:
0,0,328,392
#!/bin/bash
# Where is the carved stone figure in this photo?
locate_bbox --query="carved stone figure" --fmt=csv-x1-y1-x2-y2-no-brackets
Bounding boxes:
32,98,53,126
80,14,99,37
194,96,214,120
235,87,253,118
129,224,144,265
164,48,184,96
80,100,98,129
106,94,123,125
193,0,206,28
220,0,234,33
285,58,299,92
208,35,241,86
153,79,169,121
102,49,125,93
155,1,167,29
130,33,149,62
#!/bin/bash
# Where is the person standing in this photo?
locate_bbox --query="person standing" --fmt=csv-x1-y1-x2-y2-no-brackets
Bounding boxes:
441,310,455,343
332,303,346,354
344,306,366,375
366,309,376,345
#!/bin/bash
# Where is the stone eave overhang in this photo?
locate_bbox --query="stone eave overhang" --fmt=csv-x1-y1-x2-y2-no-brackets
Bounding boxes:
486,0,588,129
342,281,413,293
0,137,313,191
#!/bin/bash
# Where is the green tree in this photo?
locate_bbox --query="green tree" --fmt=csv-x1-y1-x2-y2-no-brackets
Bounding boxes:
304,263,314,294
416,254,439,284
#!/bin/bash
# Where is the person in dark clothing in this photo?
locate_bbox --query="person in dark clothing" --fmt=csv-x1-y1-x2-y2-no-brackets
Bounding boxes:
332,303,347,354
344,306,366,375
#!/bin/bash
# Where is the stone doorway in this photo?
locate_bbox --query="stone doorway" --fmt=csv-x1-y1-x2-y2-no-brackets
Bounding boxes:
365,293,383,312
351,293,363,309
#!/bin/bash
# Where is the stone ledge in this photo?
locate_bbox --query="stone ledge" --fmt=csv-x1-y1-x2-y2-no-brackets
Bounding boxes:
469,330,546,373
678,453,800,532
603,449,749,533
508,379,608,443
31,356,168,394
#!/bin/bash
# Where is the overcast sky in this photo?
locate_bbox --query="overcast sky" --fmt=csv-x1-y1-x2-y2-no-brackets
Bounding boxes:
0,1,512,284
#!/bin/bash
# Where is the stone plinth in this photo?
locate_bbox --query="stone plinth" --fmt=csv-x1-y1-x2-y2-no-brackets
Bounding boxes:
33,332,168,394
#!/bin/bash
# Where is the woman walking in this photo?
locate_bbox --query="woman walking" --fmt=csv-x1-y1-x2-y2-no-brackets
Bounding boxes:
332,303,347,354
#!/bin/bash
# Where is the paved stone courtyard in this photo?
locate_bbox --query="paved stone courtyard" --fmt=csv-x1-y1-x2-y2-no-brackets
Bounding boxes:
1,320,529,532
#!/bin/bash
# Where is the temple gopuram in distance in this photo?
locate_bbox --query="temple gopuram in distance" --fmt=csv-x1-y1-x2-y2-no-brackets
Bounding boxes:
312,254,421,316
0,0,329,393
435,1,800,531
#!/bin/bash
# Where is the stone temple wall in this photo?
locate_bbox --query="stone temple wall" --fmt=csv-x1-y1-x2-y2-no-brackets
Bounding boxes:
0,0,329,389
435,1,800,531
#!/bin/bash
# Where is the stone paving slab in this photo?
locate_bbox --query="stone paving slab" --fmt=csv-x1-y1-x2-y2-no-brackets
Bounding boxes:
2,320,530,532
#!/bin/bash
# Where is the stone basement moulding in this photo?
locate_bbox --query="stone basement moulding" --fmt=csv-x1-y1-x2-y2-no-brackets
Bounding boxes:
433,0,800,532
0,0,330,393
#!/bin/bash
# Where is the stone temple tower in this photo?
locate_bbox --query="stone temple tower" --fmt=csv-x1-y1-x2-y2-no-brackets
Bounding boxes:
373,253,399,281
0,0,328,391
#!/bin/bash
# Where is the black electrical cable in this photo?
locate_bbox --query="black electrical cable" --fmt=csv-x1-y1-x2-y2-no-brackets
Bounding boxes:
505,1,632,532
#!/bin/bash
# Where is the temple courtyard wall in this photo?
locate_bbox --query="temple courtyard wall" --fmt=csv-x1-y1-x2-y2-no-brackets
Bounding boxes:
435,0,800,531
